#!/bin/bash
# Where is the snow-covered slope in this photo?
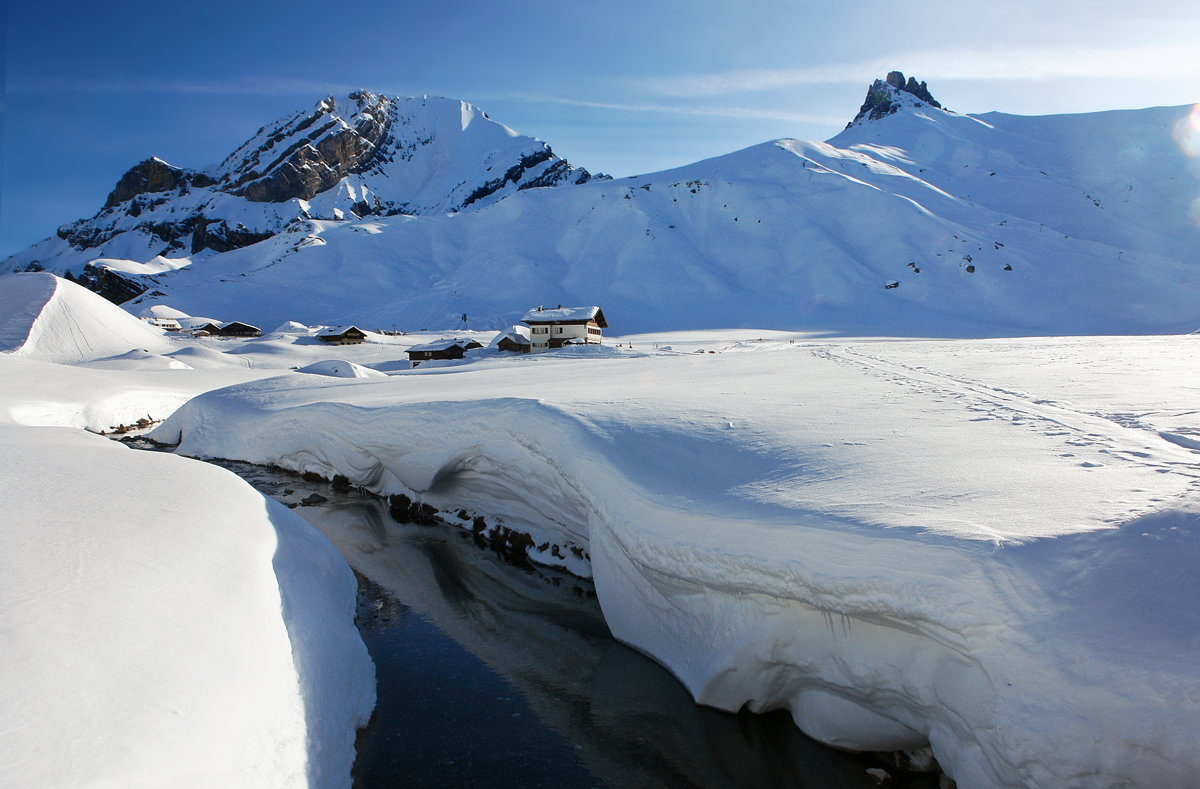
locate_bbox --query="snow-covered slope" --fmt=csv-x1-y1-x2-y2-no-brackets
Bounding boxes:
5,91,602,285
7,75,1200,336
148,333,1200,789
120,84,1200,335
0,356,375,788
0,271,171,363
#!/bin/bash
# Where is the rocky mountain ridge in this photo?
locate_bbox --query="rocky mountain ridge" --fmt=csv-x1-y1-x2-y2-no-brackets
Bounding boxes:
849,70,944,125
7,74,1199,337
19,91,603,290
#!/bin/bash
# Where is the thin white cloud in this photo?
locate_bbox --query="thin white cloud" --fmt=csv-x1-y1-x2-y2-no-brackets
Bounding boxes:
640,44,1200,97
7,75,365,96
492,93,844,126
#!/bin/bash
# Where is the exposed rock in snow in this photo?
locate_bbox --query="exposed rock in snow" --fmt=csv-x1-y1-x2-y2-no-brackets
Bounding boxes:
849,70,944,126
103,156,217,208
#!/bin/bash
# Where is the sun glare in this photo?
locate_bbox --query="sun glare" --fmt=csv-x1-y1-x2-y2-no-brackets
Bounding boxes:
1175,103,1200,159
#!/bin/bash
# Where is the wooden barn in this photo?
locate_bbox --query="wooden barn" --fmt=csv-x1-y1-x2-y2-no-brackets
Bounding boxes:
491,326,532,354
316,326,368,345
190,322,224,336
406,338,483,366
192,321,262,337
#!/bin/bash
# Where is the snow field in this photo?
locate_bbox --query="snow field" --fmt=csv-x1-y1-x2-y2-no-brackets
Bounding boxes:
9,96,1199,340
0,278,379,787
0,423,374,788
150,333,1200,789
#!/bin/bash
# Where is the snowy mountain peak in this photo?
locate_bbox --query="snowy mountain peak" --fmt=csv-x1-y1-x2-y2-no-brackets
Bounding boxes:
848,71,944,127
214,89,396,202
209,90,602,208
13,91,606,288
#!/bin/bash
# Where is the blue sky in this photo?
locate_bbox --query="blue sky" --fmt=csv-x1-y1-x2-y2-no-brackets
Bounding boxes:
3,0,1199,257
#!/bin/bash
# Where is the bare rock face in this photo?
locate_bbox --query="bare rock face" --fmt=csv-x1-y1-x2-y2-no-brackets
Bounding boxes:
103,158,216,208
849,71,943,126
68,264,149,304
227,92,394,203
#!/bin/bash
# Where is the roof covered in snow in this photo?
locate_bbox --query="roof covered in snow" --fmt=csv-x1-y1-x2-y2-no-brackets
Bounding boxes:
315,325,366,337
490,326,532,347
521,306,606,327
405,337,481,353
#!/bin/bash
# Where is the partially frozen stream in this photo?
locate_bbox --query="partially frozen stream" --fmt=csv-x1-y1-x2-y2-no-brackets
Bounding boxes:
180,452,942,788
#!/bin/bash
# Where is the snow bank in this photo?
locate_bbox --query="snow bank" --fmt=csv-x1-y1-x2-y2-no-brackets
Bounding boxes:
136,303,192,320
0,353,275,432
151,334,1200,789
0,355,374,787
295,359,388,378
0,272,170,363
0,423,374,788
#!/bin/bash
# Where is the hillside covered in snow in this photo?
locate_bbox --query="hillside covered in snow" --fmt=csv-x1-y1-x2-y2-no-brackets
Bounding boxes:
6,91,602,298
3,269,1200,788
5,73,1199,336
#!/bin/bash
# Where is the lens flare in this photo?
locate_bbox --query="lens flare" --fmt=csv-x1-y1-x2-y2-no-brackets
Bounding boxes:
1177,104,1200,227
1175,103,1200,159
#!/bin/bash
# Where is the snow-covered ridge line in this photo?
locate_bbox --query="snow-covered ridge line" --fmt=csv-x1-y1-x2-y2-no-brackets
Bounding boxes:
9,77,1198,338
149,336,1200,789
111,97,1200,334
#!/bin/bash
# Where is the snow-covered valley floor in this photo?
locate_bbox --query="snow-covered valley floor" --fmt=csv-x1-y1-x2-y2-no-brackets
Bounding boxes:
3,293,1199,788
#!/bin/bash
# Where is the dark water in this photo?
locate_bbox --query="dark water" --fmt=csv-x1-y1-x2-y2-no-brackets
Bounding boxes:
193,455,941,789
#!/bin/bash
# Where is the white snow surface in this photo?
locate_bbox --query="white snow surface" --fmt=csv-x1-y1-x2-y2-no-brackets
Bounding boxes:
0,419,374,788
295,359,387,378
150,332,1200,789
0,272,171,363
0,285,376,787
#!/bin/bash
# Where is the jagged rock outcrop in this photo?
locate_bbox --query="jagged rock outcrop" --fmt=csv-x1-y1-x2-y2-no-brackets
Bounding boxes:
849,71,944,126
225,92,394,203
189,220,274,255
210,90,603,210
68,264,149,304
104,158,216,208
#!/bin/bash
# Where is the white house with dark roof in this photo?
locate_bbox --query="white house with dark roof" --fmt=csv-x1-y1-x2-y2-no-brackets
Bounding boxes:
521,306,606,352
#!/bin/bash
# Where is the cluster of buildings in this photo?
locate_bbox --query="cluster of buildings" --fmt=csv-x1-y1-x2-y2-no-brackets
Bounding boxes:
406,305,608,366
140,304,609,367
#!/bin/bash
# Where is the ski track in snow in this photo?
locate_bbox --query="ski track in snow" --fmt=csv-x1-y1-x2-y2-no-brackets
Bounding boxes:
819,344,1200,491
